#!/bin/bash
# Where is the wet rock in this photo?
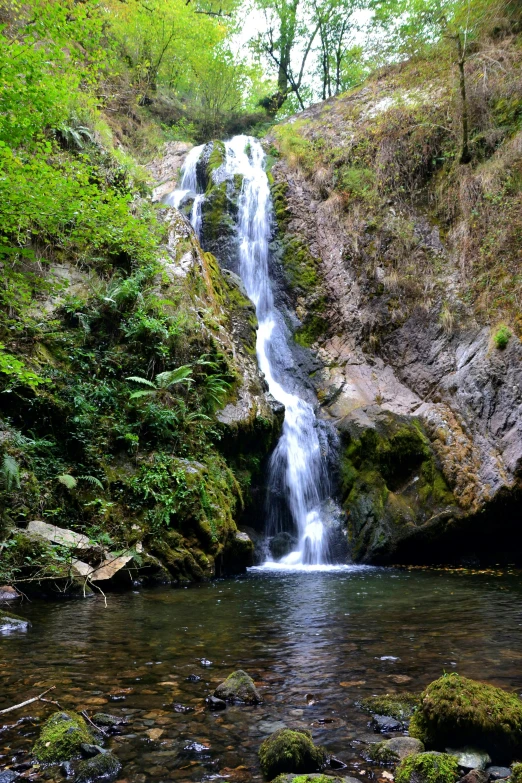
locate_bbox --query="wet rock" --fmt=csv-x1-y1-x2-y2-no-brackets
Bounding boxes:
0,610,30,633
186,674,201,682
458,770,489,783
214,670,261,704
74,752,121,783
0,586,20,602
60,761,75,778
361,693,419,721
447,748,491,771
173,703,194,713
0,772,19,783
269,532,298,560
395,752,459,783
205,695,226,711
487,767,511,780
91,713,125,728
409,674,522,761
80,744,104,759
369,737,425,763
33,712,92,763
258,728,326,779
372,714,403,733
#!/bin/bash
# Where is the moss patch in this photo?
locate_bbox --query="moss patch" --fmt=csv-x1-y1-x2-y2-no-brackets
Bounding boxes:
33,711,92,763
258,728,326,780
409,673,522,761
75,752,122,783
214,669,260,704
361,693,420,721
395,753,459,783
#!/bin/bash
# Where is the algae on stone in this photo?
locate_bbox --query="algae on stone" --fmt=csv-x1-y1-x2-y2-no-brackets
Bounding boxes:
75,752,121,783
33,711,92,763
409,673,522,761
361,692,419,721
395,752,459,783
258,728,326,780
214,669,260,704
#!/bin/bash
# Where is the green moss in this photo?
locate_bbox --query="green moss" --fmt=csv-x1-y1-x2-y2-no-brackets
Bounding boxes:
409,673,522,761
214,669,260,704
294,314,329,347
493,325,512,349
33,711,92,763
367,742,401,764
272,776,348,783
280,236,319,293
258,728,326,780
510,762,522,783
361,693,419,720
75,752,122,783
395,753,459,783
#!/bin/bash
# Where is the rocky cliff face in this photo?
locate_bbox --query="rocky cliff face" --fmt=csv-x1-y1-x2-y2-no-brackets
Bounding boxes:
268,38,522,564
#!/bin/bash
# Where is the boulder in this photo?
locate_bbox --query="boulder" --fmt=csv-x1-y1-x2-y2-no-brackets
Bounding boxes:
369,737,425,764
0,610,30,633
0,585,20,602
269,532,298,560
33,712,92,763
258,728,326,779
395,752,459,783
74,752,121,783
447,748,491,771
372,714,403,733
91,713,125,728
206,695,226,711
409,674,522,761
214,670,261,704
486,767,511,780
458,771,489,783
26,520,91,549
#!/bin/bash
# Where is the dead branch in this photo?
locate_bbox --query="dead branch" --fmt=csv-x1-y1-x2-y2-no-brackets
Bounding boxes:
0,686,56,715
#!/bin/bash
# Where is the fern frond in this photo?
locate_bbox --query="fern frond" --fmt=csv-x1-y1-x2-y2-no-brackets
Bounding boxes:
1,454,20,491
57,473,77,489
156,365,193,388
79,475,104,489
126,376,156,388
129,389,155,399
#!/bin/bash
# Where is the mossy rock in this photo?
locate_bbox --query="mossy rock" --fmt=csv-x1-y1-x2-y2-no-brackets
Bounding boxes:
361,693,419,721
395,752,459,783
259,728,326,780
368,737,425,765
214,670,260,704
409,674,522,761
33,711,92,763
510,762,522,783
75,751,121,783
271,776,359,783
0,610,31,632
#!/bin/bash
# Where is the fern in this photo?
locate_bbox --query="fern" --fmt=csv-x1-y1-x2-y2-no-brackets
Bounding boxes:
155,366,193,388
57,473,77,489
129,389,155,399
79,475,104,490
1,454,20,491
126,376,156,388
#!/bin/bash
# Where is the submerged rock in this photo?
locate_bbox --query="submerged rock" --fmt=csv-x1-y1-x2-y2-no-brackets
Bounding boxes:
487,767,511,779
214,670,261,704
361,693,419,721
258,728,326,779
74,752,121,783
91,713,125,729
409,674,522,761
33,712,92,763
368,737,425,764
395,752,459,783
0,610,30,633
372,714,403,733
206,695,226,711
0,772,19,783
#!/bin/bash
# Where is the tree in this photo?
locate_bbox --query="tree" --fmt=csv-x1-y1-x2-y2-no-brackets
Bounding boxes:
311,0,361,99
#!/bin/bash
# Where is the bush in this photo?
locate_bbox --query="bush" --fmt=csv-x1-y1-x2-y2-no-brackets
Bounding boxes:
493,325,512,349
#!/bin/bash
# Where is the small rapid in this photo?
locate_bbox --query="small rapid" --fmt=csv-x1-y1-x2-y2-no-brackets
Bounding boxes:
171,135,342,566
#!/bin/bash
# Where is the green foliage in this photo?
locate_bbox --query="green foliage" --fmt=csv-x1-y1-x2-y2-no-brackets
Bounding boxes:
395,753,459,783
493,325,512,349
1,455,20,491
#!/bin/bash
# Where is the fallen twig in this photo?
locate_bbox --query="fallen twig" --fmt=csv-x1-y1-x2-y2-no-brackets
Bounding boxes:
0,686,56,715
81,710,109,737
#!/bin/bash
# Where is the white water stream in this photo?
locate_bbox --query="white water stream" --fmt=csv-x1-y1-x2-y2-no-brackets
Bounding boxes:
170,135,337,566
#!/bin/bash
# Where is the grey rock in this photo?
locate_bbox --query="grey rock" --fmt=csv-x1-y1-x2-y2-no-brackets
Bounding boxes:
0,772,19,783
370,736,425,763
458,770,490,783
91,713,125,728
0,586,20,602
371,714,402,732
447,747,492,771
80,744,104,758
74,752,121,783
0,611,30,633
487,768,511,780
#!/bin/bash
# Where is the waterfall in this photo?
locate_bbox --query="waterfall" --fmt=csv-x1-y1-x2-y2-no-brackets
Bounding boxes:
165,144,205,236
170,135,340,567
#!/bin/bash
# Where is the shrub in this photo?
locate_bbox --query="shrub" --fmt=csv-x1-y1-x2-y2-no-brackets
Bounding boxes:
493,325,512,349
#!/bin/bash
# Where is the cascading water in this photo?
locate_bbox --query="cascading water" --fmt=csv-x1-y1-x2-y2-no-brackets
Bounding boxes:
165,144,205,236
170,135,342,567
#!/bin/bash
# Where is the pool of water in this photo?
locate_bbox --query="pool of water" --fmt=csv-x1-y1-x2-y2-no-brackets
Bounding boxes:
2,566,522,782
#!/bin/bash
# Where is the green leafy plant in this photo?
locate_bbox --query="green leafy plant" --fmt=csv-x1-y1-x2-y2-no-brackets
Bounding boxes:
127,366,193,400
1,455,21,491
493,325,511,349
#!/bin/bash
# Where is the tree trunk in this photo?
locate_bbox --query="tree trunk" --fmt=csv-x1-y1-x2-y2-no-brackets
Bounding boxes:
456,34,471,164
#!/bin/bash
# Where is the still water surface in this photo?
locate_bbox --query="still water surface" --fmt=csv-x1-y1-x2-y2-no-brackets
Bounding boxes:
2,567,522,782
